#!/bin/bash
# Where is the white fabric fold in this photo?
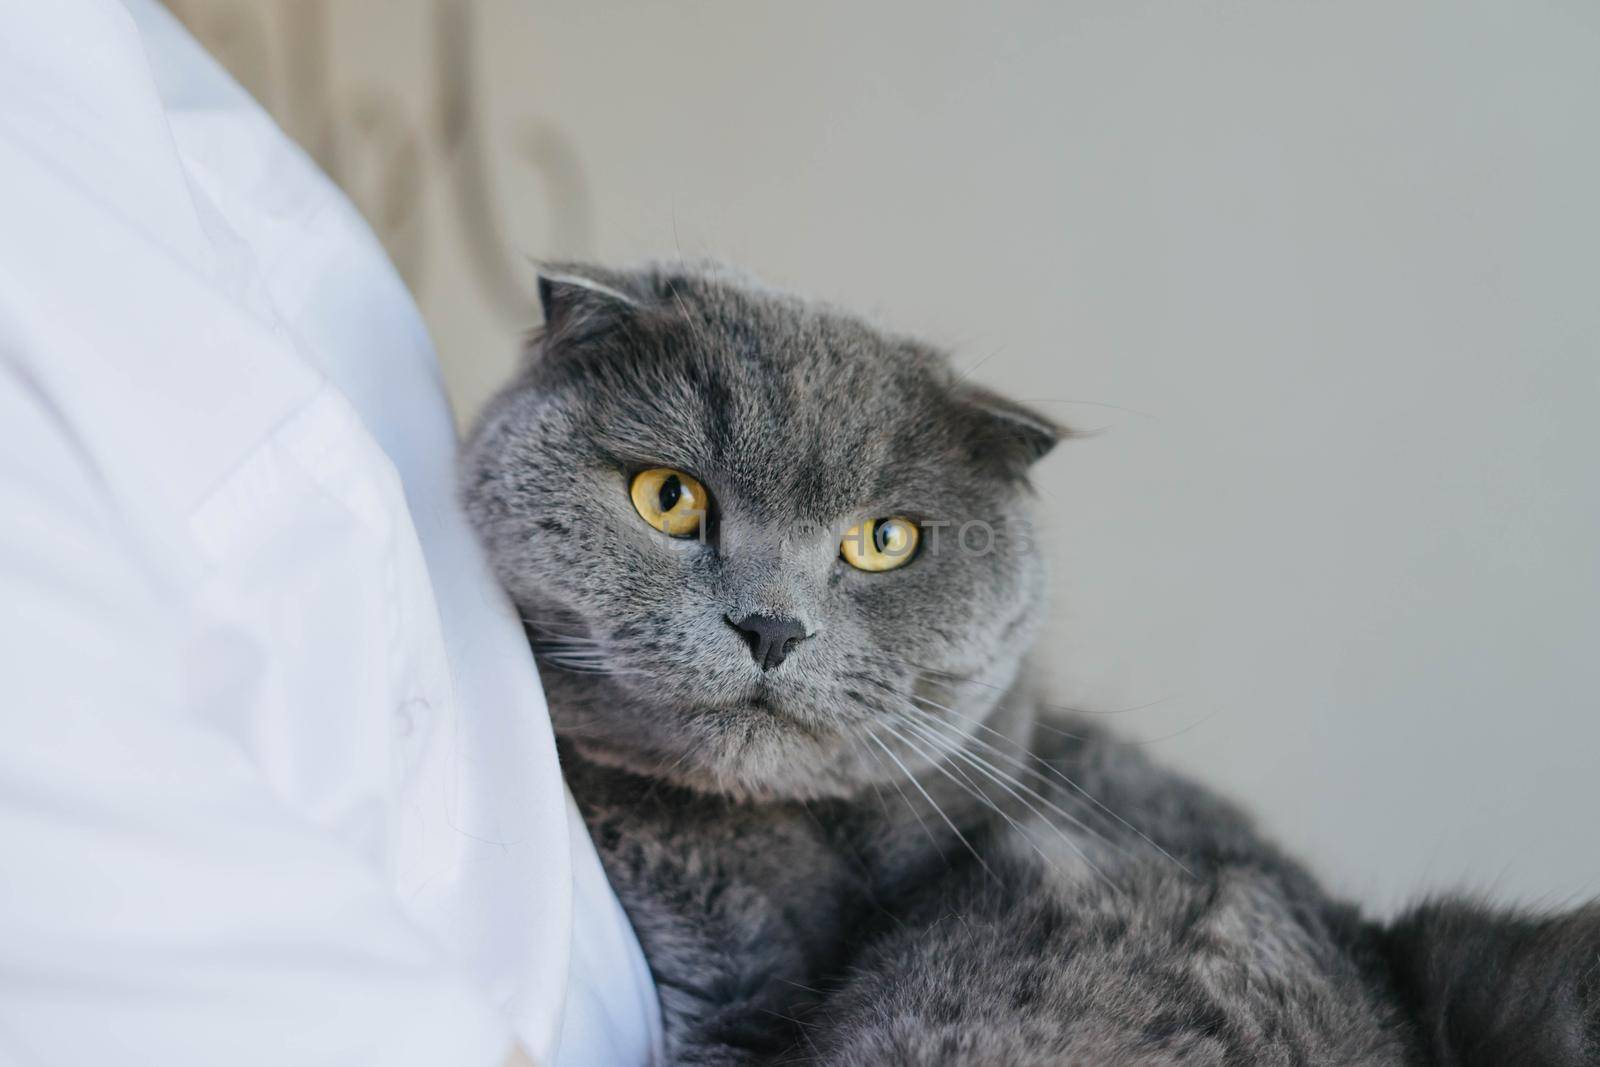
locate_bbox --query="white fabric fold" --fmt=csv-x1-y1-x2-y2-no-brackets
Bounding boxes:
0,2,660,1063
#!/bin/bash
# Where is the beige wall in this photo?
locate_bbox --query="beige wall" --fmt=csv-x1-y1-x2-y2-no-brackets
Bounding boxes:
172,1,1600,912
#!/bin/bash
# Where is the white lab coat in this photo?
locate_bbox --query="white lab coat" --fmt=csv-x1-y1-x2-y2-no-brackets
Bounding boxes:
0,2,660,1064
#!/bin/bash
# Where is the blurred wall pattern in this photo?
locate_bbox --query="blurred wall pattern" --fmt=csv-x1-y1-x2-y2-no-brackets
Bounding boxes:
170,1,1600,913
167,0,593,416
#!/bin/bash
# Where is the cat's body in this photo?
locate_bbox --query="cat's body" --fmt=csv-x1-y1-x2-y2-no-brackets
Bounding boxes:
563,707,1412,1065
463,262,1598,1065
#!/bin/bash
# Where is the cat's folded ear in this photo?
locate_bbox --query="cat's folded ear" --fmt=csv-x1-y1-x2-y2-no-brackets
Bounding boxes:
534,262,649,349
953,383,1066,476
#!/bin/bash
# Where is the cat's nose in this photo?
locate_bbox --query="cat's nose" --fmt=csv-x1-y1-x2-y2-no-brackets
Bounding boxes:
727,613,810,671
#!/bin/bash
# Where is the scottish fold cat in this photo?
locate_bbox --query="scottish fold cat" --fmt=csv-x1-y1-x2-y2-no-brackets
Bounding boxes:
462,262,1598,1065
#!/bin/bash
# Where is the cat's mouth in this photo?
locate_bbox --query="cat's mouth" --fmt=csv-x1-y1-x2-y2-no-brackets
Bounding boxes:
676,675,861,737
703,686,812,724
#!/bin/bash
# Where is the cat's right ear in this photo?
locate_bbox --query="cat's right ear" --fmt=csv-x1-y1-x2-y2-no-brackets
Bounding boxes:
952,383,1068,477
535,266,643,349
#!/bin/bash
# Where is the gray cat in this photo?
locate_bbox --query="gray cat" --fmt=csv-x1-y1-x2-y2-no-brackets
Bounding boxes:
461,262,1599,1066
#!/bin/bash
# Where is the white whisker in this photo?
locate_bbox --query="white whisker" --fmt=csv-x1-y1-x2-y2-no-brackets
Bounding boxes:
859,726,944,857
886,711,1113,887
863,727,995,881
905,690,1195,879
874,717,1060,874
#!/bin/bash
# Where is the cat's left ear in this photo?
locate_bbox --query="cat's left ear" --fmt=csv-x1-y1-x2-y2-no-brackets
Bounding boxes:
954,383,1065,474
534,263,645,348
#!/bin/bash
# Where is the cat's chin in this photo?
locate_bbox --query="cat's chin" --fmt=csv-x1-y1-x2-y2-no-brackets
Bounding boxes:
556,703,883,803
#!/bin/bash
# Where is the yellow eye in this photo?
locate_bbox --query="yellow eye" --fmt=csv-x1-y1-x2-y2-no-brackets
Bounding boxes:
840,517,920,572
629,467,709,538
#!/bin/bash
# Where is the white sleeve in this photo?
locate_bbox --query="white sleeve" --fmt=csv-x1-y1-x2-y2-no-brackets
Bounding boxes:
0,370,513,1066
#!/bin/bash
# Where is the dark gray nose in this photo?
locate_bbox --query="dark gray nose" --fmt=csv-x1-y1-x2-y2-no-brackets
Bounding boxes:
727,613,809,671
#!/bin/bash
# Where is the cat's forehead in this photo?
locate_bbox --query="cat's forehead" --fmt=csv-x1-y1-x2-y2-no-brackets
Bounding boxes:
575,286,964,523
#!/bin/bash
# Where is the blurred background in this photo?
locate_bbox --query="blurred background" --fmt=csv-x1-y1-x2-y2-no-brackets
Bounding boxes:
167,0,1599,913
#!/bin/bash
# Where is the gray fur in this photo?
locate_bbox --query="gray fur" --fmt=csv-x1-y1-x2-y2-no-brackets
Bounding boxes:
462,262,1599,1065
